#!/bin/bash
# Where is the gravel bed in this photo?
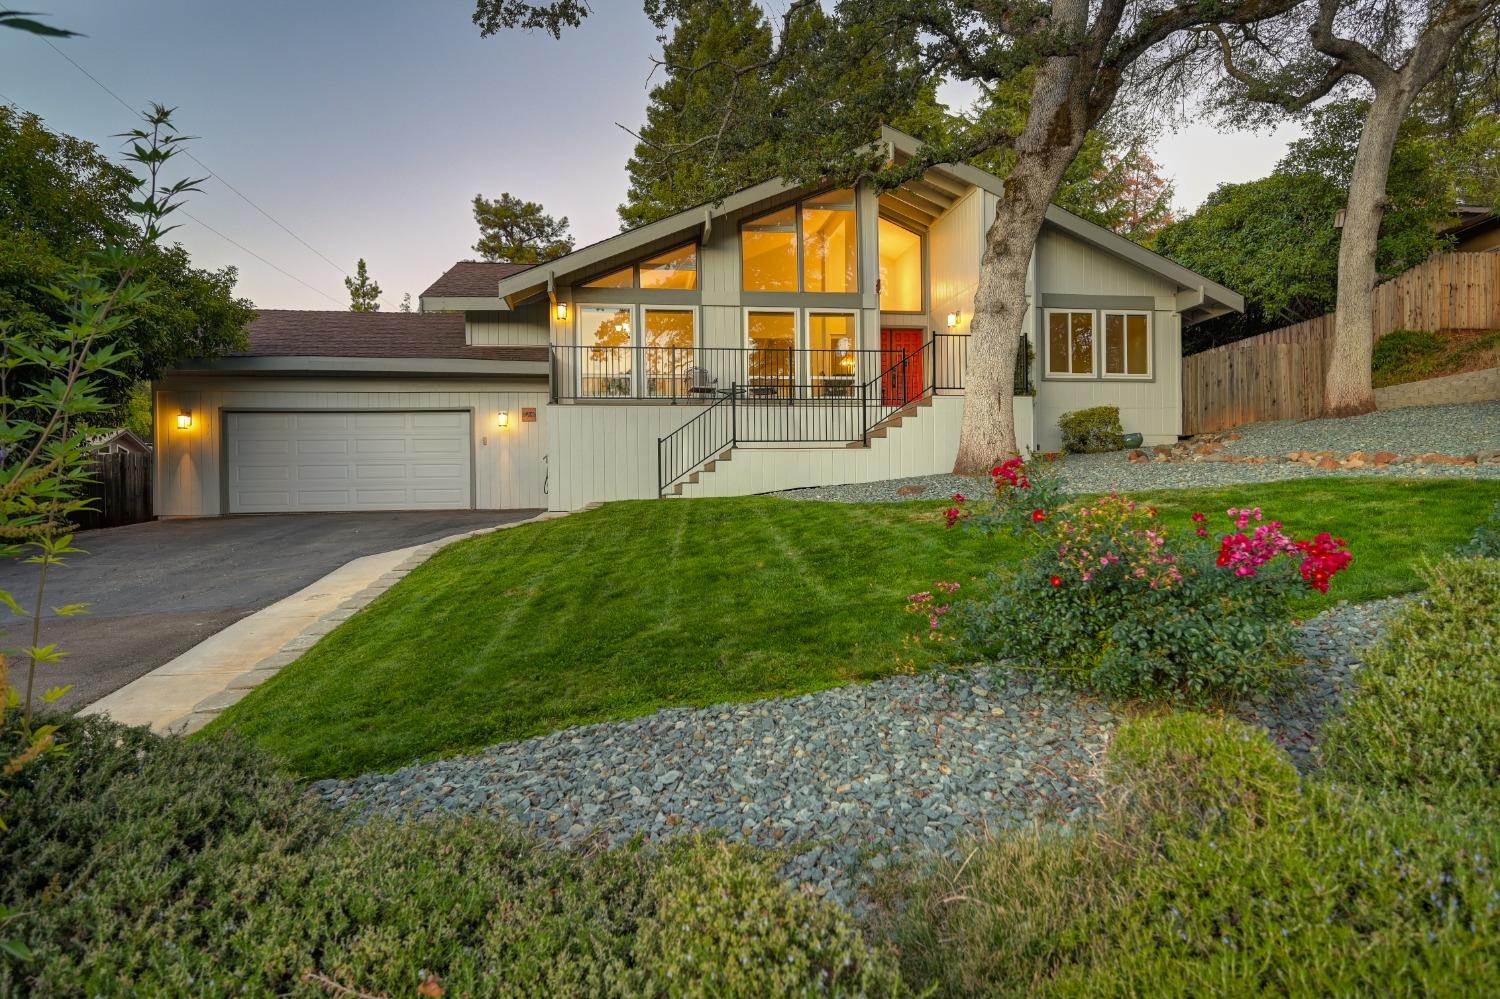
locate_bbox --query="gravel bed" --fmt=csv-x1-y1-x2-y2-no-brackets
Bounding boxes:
312,600,1403,905
1220,401,1500,458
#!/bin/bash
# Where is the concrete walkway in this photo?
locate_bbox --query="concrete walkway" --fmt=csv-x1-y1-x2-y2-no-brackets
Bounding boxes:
81,511,568,734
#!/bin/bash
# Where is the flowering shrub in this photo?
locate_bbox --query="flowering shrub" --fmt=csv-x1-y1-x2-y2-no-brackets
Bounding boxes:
906,581,961,634
941,496,1353,701
945,454,1067,536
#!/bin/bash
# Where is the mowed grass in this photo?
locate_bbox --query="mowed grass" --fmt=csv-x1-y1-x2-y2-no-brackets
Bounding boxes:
207,478,1500,778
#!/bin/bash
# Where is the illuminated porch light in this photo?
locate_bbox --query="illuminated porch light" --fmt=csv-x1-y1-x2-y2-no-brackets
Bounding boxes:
176,410,193,429
497,411,510,428
946,311,961,330
555,301,569,321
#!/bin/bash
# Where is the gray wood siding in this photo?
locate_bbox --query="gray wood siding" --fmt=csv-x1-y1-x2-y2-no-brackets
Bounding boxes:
468,303,550,346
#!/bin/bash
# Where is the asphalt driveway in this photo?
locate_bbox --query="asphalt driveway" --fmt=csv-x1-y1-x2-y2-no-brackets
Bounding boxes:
0,510,540,711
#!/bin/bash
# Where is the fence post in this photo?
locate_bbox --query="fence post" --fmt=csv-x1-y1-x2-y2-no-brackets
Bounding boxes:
861,377,869,447
730,382,738,445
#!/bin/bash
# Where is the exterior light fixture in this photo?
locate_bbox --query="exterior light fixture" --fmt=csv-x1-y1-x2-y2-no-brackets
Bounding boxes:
946,311,961,330
497,411,510,428
176,410,193,429
555,301,569,322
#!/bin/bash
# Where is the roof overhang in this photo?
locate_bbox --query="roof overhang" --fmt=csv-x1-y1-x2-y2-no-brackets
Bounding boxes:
165,356,549,379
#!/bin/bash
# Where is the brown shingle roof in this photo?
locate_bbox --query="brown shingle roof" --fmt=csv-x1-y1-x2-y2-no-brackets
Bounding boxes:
421,260,534,299
238,310,548,362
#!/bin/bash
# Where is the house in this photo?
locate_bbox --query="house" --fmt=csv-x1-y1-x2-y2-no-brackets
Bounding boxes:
1443,203,1499,253
152,128,1242,517
89,428,151,455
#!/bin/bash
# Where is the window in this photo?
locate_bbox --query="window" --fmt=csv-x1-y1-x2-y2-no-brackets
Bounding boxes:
741,207,798,292
807,312,858,396
1102,311,1151,377
878,217,922,312
578,305,633,397
1045,310,1096,378
740,190,860,294
643,307,696,398
582,266,633,289
639,244,698,290
802,189,857,293
746,310,797,394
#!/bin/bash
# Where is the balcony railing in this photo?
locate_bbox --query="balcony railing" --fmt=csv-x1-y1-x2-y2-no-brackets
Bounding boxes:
550,333,1029,403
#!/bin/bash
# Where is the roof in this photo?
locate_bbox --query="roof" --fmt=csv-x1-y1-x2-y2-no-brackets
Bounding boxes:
476,126,1243,320
421,260,534,299
235,310,547,363
87,428,149,452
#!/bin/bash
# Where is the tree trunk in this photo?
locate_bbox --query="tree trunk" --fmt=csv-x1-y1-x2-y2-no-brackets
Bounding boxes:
1324,84,1412,417
954,53,1087,473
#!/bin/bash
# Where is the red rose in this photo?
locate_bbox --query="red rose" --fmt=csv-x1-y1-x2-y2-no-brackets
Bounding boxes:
1050,575,1062,587
1191,511,1206,523
1032,509,1046,522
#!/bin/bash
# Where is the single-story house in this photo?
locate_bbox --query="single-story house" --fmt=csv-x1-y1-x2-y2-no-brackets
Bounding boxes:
153,127,1242,516
89,428,151,455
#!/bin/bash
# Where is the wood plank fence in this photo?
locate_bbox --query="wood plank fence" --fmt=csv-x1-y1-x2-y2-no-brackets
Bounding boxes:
73,451,153,531
1183,253,1500,435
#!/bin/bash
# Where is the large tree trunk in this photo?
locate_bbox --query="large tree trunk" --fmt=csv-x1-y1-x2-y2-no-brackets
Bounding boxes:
954,54,1087,473
1323,84,1412,417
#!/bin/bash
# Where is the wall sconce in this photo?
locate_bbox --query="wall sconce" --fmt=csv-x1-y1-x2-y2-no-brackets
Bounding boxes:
946,311,961,330
554,301,569,322
176,409,193,429
496,411,510,429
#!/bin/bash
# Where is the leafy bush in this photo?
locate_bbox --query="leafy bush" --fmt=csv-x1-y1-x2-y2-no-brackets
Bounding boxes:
1321,557,1500,813
880,714,1500,997
953,500,1346,700
0,713,902,997
1460,499,1500,557
1057,406,1125,454
1371,328,1444,380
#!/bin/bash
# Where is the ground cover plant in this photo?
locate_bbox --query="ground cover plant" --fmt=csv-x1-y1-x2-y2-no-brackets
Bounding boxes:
0,711,902,997
1371,328,1500,388
210,478,1500,778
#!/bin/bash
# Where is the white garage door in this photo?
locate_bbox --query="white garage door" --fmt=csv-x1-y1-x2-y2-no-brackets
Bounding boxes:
225,411,473,513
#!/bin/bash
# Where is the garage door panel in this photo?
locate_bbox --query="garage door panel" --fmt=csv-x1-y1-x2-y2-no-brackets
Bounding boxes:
226,411,473,513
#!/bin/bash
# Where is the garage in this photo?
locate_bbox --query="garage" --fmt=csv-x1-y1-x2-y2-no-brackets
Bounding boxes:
225,410,474,513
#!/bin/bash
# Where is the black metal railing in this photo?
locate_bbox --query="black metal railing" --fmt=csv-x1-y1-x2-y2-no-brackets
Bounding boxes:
653,330,1032,496
551,344,887,404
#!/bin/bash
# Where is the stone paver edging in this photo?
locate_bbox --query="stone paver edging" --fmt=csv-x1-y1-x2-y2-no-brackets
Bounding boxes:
148,509,580,736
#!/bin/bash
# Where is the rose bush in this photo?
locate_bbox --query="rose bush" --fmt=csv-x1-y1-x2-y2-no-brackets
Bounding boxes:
932,478,1352,700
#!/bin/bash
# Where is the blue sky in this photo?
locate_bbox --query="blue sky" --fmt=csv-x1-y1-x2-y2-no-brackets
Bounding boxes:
3,1,1301,311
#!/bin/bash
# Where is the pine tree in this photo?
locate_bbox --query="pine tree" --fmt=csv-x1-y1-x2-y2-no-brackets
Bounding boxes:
399,292,413,313
618,0,778,229
345,258,381,312
472,193,574,263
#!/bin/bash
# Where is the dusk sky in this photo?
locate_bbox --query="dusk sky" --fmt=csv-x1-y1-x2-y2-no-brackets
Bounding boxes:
4,1,1304,312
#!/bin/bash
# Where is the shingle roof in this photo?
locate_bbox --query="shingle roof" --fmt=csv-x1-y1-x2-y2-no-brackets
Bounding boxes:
237,310,548,362
421,260,534,299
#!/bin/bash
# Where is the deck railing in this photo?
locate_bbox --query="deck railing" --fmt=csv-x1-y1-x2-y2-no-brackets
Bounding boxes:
550,344,887,404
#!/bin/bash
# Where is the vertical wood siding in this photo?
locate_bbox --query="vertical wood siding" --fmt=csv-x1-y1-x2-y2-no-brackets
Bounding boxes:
467,303,550,345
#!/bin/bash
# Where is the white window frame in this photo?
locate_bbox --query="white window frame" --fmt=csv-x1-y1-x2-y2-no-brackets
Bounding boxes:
1100,309,1153,380
743,306,801,390
640,304,700,399
575,303,637,398
803,307,862,396
1042,308,1099,380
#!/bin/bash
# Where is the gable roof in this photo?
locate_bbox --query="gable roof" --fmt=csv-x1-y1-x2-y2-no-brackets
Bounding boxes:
234,310,547,362
421,260,534,299
463,127,1242,318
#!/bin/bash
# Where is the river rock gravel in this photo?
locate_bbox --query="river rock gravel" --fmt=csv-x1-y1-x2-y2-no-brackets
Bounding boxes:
311,600,1404,904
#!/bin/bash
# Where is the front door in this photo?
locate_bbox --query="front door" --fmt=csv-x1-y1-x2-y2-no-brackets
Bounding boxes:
880,328,925,406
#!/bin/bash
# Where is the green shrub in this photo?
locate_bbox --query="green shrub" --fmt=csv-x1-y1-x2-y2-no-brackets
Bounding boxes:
881,714,1500,997
0,713,901,997
1460,499,1500,557
1057,406,1125,454
1372,328,1444,374
1321,557,1500,813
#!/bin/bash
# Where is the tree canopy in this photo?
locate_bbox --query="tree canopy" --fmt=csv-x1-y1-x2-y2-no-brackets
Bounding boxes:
472,192,574,263
344,258,382,311
0,106,252,410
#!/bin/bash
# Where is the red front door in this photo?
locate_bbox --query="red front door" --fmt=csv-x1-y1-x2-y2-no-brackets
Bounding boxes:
880,328,925,405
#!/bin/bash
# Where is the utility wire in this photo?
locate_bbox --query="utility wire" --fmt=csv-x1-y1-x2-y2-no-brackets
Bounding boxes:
42,39,355,291
182,211,344,306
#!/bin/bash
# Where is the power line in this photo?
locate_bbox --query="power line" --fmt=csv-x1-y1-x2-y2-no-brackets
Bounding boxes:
183,211,344,307
42,38,355,291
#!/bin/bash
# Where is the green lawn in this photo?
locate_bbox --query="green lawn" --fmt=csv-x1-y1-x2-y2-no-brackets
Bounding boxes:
206,478,1500,778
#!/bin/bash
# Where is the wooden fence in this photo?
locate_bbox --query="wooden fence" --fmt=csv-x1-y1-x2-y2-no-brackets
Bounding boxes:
1182,253,1500,435
73,451,153,531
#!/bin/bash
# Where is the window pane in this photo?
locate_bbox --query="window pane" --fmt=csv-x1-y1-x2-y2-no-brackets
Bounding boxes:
582,266,633,289
640,244,698,290
1126,314,1149,375
643,309,695,398
878,217,922,312
741,207,797,292
802,189,857,293
747,311,796,388
1104,313,1125,374
1070,312,1094,374
578,306,633,397
1047,313,1070,374
808,313,857,395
